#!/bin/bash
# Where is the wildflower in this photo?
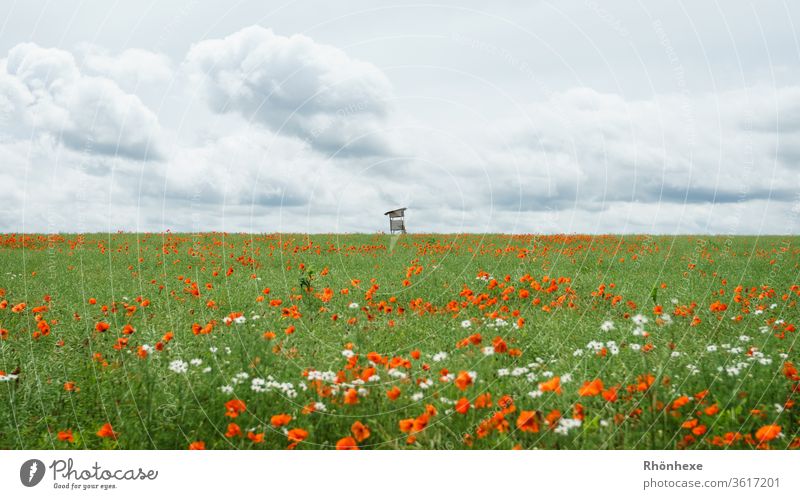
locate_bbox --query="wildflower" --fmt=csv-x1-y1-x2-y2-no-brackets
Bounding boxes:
287,428,308,444
337,386,356,403
578,379,604,397
351,421,370,442
96,423,117,439
709,301,728,312
225,423,242,437
554,418,582,435
271,414,292,427
57,430,74,443
247,432,264,443
169,360,188,374
602,387,618,402
225,399,247,418
336,436,359,450
455,397,470,415
454,371,473,391
672,395,691,410
600,320,615,332
432,351,448,362
188,441,206,450
755,425,781,443
539,376,561,395
516,411,540,433
461,320,472,328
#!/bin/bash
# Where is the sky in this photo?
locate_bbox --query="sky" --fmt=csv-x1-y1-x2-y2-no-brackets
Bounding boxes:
0,0,799,234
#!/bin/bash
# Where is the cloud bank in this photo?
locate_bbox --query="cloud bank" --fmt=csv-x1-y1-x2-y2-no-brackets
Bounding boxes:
0,18,798,235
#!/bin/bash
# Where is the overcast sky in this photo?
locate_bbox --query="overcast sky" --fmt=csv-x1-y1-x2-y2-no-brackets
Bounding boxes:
1,0,799,234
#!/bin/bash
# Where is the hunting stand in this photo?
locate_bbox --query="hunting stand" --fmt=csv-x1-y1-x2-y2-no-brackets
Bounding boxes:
384,208,407,234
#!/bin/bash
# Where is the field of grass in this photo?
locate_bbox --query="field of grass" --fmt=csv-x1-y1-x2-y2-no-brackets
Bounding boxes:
0,233,798,450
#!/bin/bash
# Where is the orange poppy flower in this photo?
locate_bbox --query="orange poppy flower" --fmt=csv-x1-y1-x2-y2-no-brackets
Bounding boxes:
672,395,690,410
455,397,470,415
188,441,205,450
57,430,74,443
247,432,264,443
96,423,117,439
454,371,473,391
413,413,430,433
224,399,247,418
516,411,540,433
351,421,370,442
578,379,604,397
545,410,561,428
755,424,781,443
492,336,508,353
287,428,308,444
343,388,359,405
602,387,618,402
386,386,401,400
225,423,242,438
336,436,359,450
270,414,292,427
399,419,415,433
539,376,561,395
474,393,492,409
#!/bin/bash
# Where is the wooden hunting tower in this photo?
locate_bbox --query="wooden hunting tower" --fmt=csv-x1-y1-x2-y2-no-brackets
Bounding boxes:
384,208,407,234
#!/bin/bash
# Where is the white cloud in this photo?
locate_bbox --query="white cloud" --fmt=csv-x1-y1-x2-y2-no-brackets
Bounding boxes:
185,26,394,155
80,45,174,89
0,43,163,160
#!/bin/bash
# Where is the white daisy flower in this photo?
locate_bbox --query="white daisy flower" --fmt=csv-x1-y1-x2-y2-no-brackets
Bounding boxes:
432,351,448,362
528,390,543,399
169,359,188,374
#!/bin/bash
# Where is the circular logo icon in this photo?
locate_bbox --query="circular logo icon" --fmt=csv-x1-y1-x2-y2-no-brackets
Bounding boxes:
20,459,46,487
